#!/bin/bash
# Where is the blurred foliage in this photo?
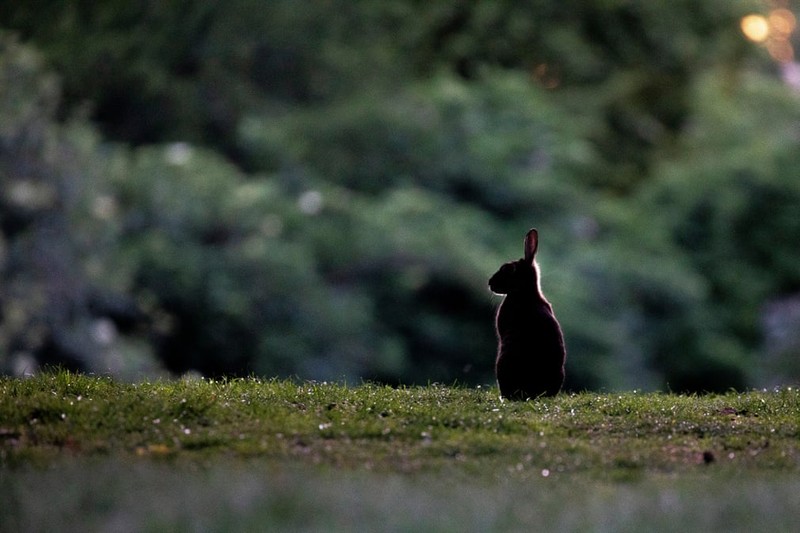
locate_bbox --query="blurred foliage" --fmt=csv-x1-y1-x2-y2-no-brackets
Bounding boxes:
2,0,800,391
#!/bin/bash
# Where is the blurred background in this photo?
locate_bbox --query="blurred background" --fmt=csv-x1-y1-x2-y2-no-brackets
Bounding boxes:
1,1,800,392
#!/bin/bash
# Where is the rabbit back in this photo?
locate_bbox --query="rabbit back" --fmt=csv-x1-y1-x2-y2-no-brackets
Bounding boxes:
494,293,565,399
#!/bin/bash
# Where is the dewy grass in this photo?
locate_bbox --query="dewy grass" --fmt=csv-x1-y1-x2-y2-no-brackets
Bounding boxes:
2,372,800,531
1,371,798,475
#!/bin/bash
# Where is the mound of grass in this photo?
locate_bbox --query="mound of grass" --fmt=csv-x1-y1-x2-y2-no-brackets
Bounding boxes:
2,372,800,531
2,371,798,476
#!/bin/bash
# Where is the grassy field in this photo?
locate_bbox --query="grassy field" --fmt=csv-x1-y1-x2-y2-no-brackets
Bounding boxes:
1,372,799,531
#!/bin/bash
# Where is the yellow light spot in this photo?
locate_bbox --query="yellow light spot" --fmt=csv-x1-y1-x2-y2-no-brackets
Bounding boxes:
741,14,770,42
769,8,796,36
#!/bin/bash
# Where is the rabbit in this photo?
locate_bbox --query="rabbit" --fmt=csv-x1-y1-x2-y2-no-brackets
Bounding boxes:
489,228,566,400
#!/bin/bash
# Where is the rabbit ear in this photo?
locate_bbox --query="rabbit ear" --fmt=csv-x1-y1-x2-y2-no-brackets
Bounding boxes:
524,228,538,263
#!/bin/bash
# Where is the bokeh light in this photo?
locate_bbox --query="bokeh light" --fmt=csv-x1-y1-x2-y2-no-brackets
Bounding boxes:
741,14,770,42
741,7,800,64
768,38,794,62
769,8,796,36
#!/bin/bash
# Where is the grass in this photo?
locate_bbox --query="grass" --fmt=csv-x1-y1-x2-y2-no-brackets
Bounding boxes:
2,371,800,531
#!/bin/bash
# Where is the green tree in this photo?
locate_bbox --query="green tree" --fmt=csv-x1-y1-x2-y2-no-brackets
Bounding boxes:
4,1,796,392
0,34,160,377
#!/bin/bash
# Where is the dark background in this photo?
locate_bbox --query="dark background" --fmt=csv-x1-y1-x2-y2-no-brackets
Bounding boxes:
2,1,800,392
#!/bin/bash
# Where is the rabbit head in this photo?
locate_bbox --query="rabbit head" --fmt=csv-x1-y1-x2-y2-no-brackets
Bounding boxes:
488,228,540,295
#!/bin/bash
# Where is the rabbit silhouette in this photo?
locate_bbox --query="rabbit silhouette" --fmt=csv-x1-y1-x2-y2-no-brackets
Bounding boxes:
489,228,566,400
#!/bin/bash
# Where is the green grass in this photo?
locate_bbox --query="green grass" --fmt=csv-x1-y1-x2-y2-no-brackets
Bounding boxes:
2,372,800,531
